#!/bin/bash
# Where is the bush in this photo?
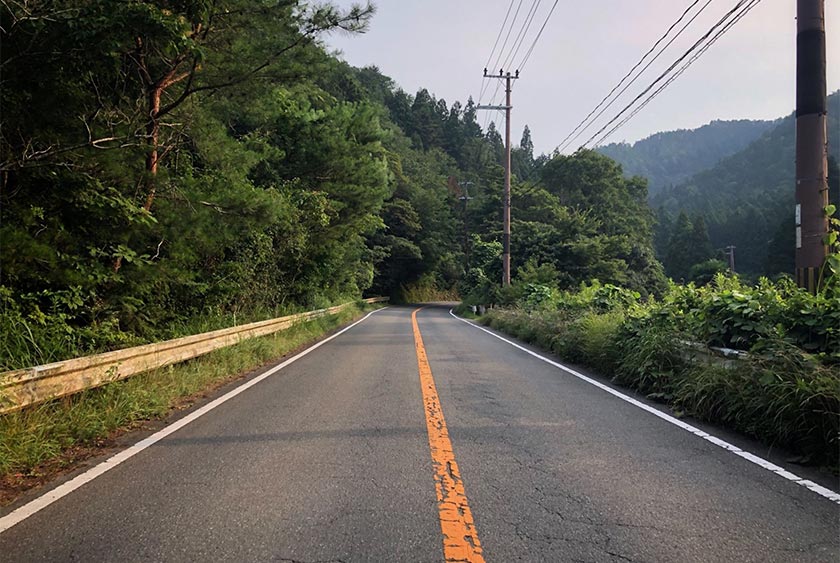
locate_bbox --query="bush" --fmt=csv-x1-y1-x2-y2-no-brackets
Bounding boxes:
675,343,839,463
473,274,840,466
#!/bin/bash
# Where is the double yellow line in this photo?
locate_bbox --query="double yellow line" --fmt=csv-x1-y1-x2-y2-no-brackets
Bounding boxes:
412,307,486,563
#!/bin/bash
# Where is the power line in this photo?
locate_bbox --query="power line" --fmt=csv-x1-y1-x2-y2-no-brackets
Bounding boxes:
591,0,763,147
517,0,561,72
594,2,759,145
484,0,516,70
500,0,543,71
578,0,753,150
492,0,527,73
479,0,517,104
478,0,525,107
557,0,713,153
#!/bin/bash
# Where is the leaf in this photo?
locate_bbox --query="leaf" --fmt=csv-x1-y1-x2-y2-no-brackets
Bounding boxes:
759,372,778,385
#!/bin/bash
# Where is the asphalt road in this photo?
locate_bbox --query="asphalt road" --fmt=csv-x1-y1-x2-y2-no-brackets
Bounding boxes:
1,305,838,562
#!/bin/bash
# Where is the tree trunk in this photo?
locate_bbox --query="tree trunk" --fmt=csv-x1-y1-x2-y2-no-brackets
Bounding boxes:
143,87,162,212
113,86,161,273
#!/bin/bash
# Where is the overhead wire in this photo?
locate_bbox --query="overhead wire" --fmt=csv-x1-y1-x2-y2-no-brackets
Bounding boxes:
591,0,763,147
557,0,713,153
516,0,561,72
476,0,560,134
500,0,543,71
491,0,527,73
478,0,517,105
486,0,540,112
578,0,753,149
479,0,526,129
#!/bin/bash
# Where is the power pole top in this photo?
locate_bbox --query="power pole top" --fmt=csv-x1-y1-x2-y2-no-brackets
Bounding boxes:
483,68,520,79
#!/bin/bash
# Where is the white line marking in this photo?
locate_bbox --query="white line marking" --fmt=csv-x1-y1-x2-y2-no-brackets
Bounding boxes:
448,309,840,505
0,307,388,534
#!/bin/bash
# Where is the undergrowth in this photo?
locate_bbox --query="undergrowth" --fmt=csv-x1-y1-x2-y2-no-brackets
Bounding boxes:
0,285,359,371
0,305,374,480
477,276,840,467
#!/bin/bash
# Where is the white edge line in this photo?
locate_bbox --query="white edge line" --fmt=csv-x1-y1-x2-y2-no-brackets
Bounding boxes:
448,309,840,505
0,307,388,534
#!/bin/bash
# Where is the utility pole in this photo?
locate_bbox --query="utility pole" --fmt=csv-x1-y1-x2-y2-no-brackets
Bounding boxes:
795,0,829,292
725,245,736,274
477,68,519,286
459,181,474,269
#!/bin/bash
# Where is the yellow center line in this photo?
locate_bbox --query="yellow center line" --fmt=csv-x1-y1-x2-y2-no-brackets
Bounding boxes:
412,307,486,563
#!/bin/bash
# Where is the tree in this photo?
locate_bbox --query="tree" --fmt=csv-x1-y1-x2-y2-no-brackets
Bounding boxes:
664,211,716,281
512,125,535,181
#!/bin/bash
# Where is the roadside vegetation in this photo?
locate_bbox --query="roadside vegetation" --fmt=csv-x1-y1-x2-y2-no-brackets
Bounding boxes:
1,0,838,491
461,272,839,467
0,304,376,494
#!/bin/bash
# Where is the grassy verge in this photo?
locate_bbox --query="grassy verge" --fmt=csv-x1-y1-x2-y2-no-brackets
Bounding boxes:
479,307,840,469
0,286,364,371
0,303,377,499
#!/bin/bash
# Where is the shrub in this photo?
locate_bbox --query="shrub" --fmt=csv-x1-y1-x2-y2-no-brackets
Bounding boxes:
472,274,840,465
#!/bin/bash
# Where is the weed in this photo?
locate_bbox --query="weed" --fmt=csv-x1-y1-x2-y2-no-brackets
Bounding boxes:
0,306,373,479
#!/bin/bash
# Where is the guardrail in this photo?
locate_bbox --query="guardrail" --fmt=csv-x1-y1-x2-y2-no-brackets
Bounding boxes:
679,340,750,369
0,297,388,414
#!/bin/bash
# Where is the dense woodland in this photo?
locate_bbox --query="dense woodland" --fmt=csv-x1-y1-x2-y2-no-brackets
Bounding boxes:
598,118,774,196
601,93,840,279
653,93,840,278
0,1,665,366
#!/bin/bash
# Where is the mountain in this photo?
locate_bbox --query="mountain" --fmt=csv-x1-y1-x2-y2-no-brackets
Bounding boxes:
651,91,840,277
598,119,775,196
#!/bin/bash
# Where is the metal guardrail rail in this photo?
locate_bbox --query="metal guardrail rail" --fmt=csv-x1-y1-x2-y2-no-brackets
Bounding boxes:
0,297,388,414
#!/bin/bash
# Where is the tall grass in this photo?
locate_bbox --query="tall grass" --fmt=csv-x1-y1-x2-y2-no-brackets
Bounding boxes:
0,285,360,371
0,305,374,480
480,307,840,466
398,274,459,303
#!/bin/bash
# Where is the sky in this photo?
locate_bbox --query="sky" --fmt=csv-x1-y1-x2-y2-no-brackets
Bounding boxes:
326,0,840,155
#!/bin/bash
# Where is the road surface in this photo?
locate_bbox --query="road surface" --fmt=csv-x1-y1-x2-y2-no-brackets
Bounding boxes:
1,305,837,562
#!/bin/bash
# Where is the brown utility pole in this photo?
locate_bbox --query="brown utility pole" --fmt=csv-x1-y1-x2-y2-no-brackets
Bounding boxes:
795,0,829,292
459,181,474,269
725,245,736,273
477,69,519,286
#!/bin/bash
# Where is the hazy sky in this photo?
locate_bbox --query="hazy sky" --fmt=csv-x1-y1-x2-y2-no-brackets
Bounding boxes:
326,1,839,155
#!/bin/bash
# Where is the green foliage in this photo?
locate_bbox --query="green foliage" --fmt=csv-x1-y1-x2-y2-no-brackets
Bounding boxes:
652,92,840,276
689,259,729,286
598,119,775,196
664,212,716,281
0,305,372,477
477,274,840,464
822,203,840,287
1,1,388,353
398,274,459,304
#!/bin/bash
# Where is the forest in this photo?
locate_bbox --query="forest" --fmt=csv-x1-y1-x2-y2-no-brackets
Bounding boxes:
0,0,669,369
600,93,840,279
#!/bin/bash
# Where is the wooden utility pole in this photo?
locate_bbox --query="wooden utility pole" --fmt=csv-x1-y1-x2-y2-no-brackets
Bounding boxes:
795,0,829,292
478,69,519,286
725,245,736,273
459,181,474,269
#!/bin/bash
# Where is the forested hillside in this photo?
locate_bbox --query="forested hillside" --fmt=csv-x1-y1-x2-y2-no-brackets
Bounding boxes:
0,1,663,368
652,91,840,277
597,119,774,196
